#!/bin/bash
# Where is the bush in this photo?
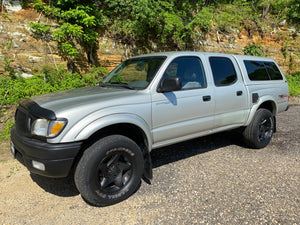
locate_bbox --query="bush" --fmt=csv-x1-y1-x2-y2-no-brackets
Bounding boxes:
286,72,300,97
0,65,107,140
0,66,108,105
243,44,264,56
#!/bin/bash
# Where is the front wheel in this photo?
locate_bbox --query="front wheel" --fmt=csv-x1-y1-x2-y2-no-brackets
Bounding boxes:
74,135,144,206
243,108,275,149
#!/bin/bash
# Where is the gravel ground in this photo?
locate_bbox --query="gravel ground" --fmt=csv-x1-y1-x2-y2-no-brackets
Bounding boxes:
0,105,299,224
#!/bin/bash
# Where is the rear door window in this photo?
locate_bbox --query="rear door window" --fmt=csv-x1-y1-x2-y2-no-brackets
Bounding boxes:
209,57,237,86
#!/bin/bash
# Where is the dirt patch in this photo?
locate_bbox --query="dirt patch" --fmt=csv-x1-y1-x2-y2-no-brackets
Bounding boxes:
0,141,11,162
289,97,300,106
14,8,40,22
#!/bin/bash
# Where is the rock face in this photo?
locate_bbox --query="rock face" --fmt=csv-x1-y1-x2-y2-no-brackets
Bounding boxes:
3,0,22,14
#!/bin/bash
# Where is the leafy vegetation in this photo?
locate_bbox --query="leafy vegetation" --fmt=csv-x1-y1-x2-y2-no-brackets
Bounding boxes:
286,72,300,97
29,0,299,66
31,0,103,71
0,65,107,140
243,44,264,56
0,119,14,141
0,65,107,105
3,57,15,78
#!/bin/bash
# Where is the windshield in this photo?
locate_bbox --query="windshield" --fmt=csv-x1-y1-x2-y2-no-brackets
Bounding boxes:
102,56,166,89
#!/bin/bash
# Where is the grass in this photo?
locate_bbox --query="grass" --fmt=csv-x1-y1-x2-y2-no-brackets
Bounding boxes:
0,106,16,142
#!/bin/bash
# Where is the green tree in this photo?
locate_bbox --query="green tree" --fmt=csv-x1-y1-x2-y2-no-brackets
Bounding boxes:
29,22,58,70
287,0,300,24
29,0,299,66
32,0,103,71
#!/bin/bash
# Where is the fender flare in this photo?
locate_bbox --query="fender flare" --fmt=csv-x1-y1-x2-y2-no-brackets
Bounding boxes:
69,113,153,150
245,95,277,126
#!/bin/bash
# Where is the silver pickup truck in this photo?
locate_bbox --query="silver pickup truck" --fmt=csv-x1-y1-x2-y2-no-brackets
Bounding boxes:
10,52,289,206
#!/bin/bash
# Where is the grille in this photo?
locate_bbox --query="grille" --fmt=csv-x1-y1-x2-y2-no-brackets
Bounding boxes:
15,107,31,135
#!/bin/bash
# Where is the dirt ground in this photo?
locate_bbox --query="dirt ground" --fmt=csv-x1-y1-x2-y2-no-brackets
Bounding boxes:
0,104,299,224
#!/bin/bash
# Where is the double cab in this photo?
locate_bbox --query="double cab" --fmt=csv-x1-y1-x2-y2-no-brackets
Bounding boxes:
10,52,289,206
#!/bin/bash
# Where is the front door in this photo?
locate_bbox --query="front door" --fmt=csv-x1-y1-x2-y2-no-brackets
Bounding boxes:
151,56,215,148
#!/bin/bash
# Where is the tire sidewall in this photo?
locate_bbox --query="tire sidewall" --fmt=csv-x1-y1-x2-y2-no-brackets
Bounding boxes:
75,135,144,206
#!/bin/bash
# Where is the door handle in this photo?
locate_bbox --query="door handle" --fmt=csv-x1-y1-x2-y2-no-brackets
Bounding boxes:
236,91,243,96
203,95,211,101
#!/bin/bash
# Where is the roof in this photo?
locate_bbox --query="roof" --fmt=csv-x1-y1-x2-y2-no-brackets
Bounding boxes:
131,51,274,61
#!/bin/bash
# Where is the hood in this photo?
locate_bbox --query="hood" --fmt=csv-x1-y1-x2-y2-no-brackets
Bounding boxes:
31,86,138,114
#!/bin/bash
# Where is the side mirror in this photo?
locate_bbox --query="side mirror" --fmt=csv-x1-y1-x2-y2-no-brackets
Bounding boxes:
158,76,182,92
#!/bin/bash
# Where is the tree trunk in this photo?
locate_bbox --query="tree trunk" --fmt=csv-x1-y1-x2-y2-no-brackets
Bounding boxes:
87,47,96,65
262,3,270,19
47,43,58,70
67,57,75,73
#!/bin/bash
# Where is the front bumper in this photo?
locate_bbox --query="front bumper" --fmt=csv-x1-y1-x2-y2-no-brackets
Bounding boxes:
10,126,82,178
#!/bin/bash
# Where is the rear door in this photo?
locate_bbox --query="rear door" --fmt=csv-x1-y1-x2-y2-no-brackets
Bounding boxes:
206,55,249,129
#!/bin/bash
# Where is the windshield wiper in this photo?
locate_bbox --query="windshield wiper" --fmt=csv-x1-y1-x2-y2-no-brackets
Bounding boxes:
106,82,136,90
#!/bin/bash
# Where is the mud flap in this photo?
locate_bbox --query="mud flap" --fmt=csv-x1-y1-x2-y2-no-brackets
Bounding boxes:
142,146,153,183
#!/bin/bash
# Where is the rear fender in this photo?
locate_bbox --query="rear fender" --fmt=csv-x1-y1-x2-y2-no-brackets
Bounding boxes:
245,95,277,126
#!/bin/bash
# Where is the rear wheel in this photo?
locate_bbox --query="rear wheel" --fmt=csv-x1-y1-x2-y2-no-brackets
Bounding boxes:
243,108,274,149
74,135,144,206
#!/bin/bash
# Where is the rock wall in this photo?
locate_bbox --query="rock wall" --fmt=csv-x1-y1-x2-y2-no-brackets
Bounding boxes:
2,0,22,14
0,6,299,77
97,27,300,74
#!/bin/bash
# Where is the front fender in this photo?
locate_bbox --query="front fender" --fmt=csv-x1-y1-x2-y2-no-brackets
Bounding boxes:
62,113,153,150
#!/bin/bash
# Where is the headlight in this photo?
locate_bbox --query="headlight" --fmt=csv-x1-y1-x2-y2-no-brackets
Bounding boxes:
31,118,67,137
31,119,48,136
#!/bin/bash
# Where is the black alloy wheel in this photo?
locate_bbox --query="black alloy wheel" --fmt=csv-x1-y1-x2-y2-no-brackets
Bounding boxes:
258,117,273,143
97,150,133,194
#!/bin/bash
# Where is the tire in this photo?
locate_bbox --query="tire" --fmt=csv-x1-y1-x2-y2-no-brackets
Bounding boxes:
243,108,275,149
74,135,144,206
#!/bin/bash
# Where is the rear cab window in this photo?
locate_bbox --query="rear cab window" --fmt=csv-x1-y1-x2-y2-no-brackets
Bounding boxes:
244,60,283,81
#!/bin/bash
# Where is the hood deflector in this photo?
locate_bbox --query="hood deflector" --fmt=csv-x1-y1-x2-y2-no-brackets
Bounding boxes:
19,98,57,120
